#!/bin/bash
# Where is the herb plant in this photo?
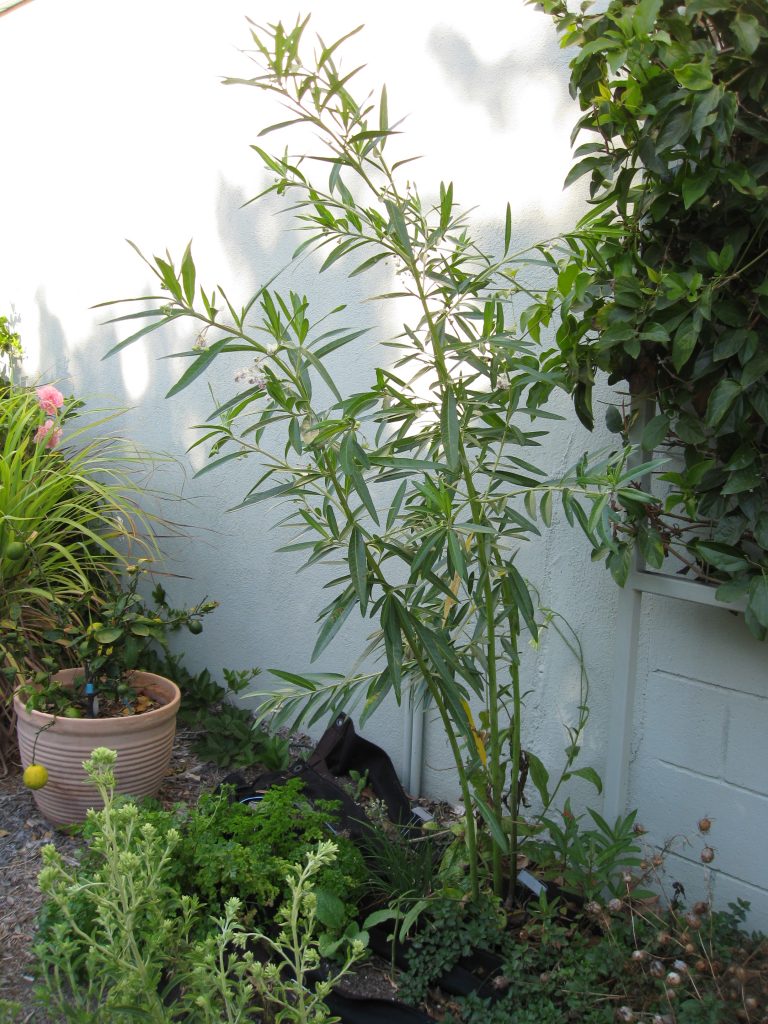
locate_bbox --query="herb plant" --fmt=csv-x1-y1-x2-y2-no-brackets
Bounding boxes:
73,776,367,943
33,749,366,1023
531,0,768,636
247,839,369,1024
104,15,646,900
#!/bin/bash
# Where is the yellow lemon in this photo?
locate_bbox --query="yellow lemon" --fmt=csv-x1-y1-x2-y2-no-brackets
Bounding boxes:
23,764,49,790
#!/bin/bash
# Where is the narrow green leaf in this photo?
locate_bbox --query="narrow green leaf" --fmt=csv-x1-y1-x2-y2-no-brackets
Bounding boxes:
447,530,468,583
103,315,170,359
379,84,388,132
348,527,369,615
503,563,538,640
180,242,196,305
154,255,182,301
384,200,413,258
381,595,403,693
348,250,390,279
312,588,356,662
386,480,407,531
526,751,550,805
440,390,460,472
473,792,509,854
539,491,553,528
166,338,236,398
350,466,380,525
299,347,343,403
312,327,369,360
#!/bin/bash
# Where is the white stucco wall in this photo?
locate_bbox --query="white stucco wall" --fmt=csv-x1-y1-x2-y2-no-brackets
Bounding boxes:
2,0,766,926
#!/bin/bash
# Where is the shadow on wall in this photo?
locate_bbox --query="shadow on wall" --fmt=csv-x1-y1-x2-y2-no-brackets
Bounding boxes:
428,26,533,131
426,23,580,226
35,291,68,384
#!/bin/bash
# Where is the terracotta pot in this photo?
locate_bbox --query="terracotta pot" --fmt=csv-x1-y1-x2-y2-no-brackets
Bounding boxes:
14,669,180,826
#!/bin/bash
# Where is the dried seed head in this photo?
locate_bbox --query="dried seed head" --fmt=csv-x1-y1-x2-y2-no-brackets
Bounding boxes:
622,871,633,885
685,912,702,930
673,960,688,972
700,846,715,863
631,949,647,961
608,898,623,913
692,900,709,916
665,987,678,1000
650,960,665,978
685,943,696,955
616,1007,635,1022
698,817,712,833
656,931,671,946
585,901,602,916
666,971,682,987
652,855,664,867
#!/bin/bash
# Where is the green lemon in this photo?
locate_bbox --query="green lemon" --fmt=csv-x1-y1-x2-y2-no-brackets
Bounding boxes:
5,541,25,560
187,620,203,635
63,706,83,718
23,764,49,790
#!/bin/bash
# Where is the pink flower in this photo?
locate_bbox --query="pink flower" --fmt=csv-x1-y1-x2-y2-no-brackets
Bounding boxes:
34,419,63,449
36,385,64,416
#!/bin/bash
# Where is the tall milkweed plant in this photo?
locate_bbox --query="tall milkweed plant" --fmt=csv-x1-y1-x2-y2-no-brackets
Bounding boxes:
103,16,658,897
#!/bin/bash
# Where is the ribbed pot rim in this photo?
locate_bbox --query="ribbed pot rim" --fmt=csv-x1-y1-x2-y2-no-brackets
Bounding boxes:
13,669,180,734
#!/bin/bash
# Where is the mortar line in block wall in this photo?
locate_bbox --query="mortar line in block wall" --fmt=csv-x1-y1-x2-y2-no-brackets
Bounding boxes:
656,757,768,803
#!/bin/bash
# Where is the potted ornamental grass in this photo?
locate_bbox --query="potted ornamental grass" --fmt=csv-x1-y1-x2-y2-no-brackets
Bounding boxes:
0,378,214,824
0,380,160,742
14,564,216,826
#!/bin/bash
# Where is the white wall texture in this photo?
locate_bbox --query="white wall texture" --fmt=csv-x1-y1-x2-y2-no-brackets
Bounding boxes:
1,0,766,926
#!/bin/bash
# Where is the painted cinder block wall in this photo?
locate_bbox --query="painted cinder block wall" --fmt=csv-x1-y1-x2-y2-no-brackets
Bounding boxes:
629,597,768,924
1,0,766,925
